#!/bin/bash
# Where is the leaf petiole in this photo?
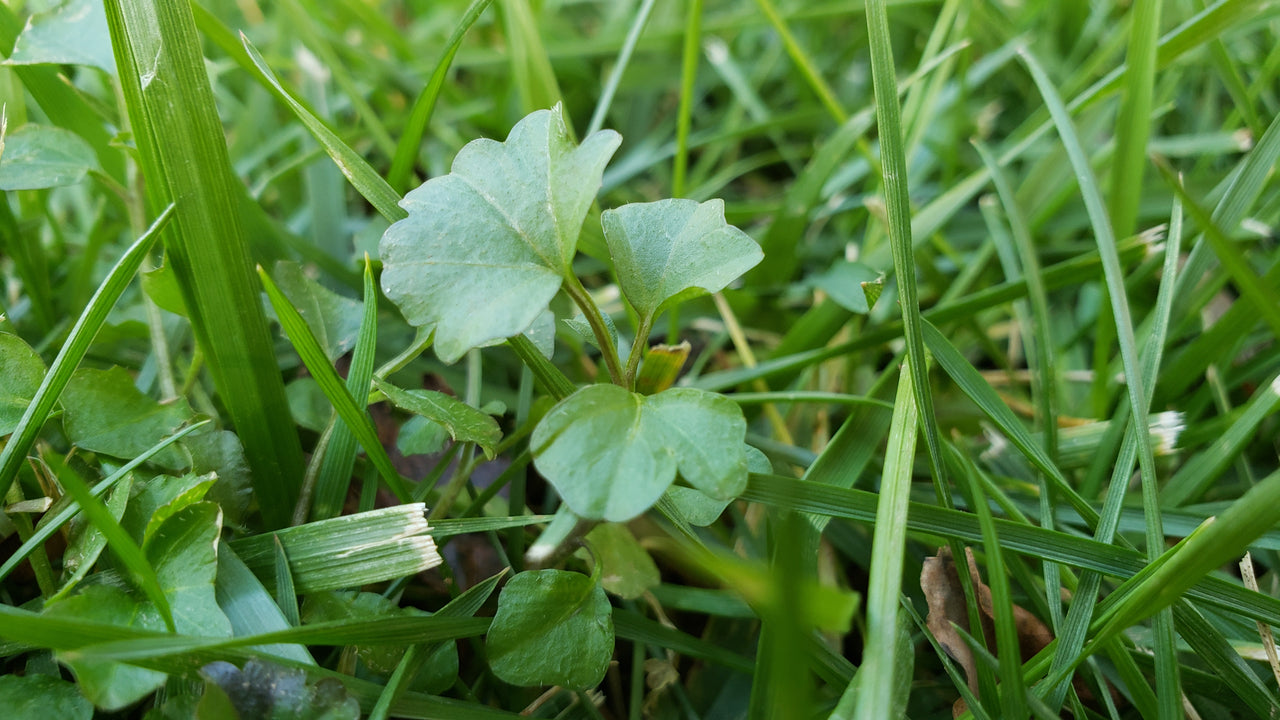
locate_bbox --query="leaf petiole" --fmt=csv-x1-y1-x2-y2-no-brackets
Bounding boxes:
562,274,626,386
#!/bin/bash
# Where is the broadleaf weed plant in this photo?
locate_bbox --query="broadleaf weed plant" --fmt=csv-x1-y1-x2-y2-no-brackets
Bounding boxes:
1,0,1280,718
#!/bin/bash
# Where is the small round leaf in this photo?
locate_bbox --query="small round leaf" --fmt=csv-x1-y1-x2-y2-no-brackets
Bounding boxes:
486,570,613,689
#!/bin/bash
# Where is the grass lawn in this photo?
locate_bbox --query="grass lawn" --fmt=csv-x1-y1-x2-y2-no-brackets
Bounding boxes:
2,0,1279,717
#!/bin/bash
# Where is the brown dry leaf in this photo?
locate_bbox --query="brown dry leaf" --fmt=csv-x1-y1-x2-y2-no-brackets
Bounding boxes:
921,546,1055,717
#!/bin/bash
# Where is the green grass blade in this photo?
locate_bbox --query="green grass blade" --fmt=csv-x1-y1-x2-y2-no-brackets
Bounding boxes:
950,447,1027,719
835,369,916,719
106,0,308,529
1161,372,1280,506
741,474,1280,629
585,0,656,137
1043,194,1186,711
388,0,494,191
1166,103,1280,337
753,0,846,123
672,0,703,199
272,537,300,627
499,0,562,113
0,206,171,494
370,572,505,720
233,29,406,223
1171,601,1280,718
257,265,412,503
278,0,396,158
1019,46,1179,709
1108,0,1162,240
310,257,380,520
864,0,949,502
972,140,1058,461
1156,158,1280,343
921,320,1098,530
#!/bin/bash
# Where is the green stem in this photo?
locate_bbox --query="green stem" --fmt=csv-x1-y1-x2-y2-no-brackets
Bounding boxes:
622,312,655,391
563,275,625,386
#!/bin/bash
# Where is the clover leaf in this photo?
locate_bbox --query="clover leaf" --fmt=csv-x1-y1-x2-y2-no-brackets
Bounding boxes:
602,198,762,322
379,105,621,363
531,384,747,521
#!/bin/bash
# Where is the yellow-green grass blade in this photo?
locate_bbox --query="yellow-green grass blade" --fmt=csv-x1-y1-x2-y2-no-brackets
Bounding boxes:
0,418,206,584
499,0,562,113
1085,465,1280,664
672,0,702,199
1108,0,1162,241
753,0,846,124
836,368,917,720
0,206,171,494
388,0,494,192
258,265,412,503
226,27,406,223
864,0,949,502
106,0,307,529
310,257,379,520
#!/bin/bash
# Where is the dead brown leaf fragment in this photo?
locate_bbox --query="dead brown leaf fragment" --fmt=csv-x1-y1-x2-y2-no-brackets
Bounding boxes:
921,546,1055,716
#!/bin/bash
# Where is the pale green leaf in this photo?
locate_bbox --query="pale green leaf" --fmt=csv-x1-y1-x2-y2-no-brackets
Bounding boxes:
0,673,92,719
585,523,659,600
0,332,45,436
0,124,98,190
61,367,193,469
4,0,114,73
602,198,762,319
486,569,613,689
814,260,881,314
379,106,621,362
146,501,231,638
374,378,502,458
533,384,747,521
396,415,449,457
44,586,167,711
663,445,768,526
